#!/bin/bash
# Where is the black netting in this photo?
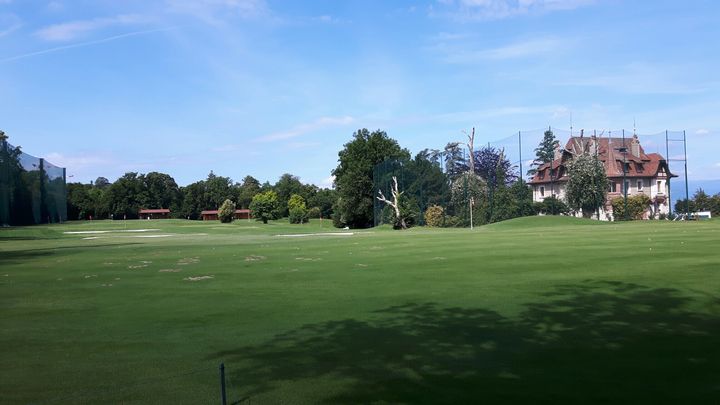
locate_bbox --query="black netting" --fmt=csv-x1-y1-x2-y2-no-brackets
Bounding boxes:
0,140,67,226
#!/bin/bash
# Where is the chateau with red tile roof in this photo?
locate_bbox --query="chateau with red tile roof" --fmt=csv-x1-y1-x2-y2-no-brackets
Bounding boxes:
528,134,676,220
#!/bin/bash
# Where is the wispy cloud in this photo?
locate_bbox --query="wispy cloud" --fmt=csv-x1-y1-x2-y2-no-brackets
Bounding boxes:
165,0,268,24
433,0,596,21
696,128,710,135
0,13,21,38
554,62,711,95
35,14,151,41
2,27,176,63
436,36,570,63
255,116,355,142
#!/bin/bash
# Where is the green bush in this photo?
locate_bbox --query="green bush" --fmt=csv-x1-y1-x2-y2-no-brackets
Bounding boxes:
612,194,652,220
307,206,321,219
218,199,236,223
249,191,280,224
424,205,444,227
443,215,464,228
288,194,308,224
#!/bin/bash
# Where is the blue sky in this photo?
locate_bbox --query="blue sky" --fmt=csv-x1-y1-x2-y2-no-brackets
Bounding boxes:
1,0,719,188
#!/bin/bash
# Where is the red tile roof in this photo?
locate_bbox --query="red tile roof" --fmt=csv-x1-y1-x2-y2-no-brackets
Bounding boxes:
139,209,170,214
529,136,676,185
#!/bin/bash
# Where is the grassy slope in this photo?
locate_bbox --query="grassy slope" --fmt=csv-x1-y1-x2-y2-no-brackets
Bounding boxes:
1,217,718,404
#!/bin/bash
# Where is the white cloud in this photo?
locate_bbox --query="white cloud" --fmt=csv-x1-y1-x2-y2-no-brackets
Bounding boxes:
0,13,21,38
317,175,335,189
35,14,150,41
554,62,710,95
696,128,710,135
435,0,595,20
45,152,116,172
450,36,568,62
255,116,355,142
165,0,268,24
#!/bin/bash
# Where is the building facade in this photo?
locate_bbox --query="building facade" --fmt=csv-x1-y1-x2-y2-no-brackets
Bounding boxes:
528,135,676,220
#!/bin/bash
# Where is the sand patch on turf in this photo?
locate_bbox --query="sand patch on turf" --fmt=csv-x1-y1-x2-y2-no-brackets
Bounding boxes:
84,274,97,279
276,232,354,237
127,263,148,269
431,256,446,260
245,255,266,261
159,268,181,273
64,229,159,234
177,257,200,265
295,257,322,262
184,275,214,281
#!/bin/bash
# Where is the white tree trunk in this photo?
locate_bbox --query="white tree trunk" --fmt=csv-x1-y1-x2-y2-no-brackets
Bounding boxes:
377,176,406,229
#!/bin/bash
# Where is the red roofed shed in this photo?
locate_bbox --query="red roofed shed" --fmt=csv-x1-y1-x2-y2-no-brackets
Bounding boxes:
139,209,171,219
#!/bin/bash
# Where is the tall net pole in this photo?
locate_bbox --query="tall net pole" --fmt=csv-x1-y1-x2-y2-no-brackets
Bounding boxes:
683,130,689,217
666,130,671,215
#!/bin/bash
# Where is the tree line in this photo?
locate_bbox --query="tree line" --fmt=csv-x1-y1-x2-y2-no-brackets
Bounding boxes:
67,171,336,221
67,127,599,228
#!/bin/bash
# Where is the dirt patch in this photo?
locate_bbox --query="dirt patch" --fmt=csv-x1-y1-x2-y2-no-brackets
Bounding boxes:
100,283,114,287
159,268,182,273
184,275,214,281
245,255,266,261
355,264,368,268
276,232,354,237
431,256,447,260
295,257,322,262
127,264,148,269
177,257,200,265
84,274,97,279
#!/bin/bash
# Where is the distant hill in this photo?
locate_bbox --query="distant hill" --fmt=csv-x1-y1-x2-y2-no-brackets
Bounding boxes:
670,179,720,207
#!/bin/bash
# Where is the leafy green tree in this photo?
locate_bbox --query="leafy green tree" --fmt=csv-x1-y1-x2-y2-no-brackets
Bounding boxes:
93,176,110,189
237,175,260,209
142,172,180,210
528,128,559,176
105,172,147,219
288,194,308,224
405,151,451,220
205,171,234,209
218,199,236,223
274,173,303,217
178,181,207,220
307,188,336,219
249,191,280,224
450,172,487,226
332,129,410,228
565,154,609,218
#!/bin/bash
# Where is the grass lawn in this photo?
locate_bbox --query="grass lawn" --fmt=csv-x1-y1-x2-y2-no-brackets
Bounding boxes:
1,217,719,404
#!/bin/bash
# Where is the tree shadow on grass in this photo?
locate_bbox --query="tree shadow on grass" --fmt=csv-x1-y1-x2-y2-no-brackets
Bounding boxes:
0,243,142,266
214,281,720,404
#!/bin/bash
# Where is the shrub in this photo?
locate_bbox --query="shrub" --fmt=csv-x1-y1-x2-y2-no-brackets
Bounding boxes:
443,215,464,228
249,191,280,224
612,194,652,220
288,194,308,224
538,196,569,215
218,199,236,223
307,206,321,219
424,205,444,227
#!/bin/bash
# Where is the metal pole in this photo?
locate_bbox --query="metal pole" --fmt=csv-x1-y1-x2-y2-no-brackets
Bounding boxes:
683,130,689,217
518,131,522,181
469,197,473,230
220,362,227,405
666,130,671,215
623,130,628,220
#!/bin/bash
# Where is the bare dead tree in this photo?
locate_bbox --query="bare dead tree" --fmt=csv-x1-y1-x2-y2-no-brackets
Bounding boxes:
462,127,476,174
377,176,406,229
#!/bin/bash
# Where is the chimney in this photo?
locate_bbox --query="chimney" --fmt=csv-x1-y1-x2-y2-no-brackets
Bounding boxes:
631,135,640,157
589,135,597,156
